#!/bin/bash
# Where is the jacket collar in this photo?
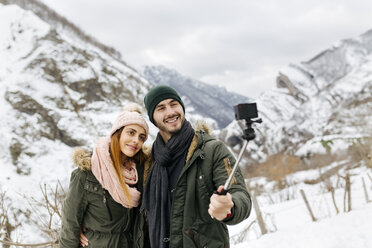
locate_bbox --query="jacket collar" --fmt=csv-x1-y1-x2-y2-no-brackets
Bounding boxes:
72,145,152,171
71,122,213,177
186,121,213,162
144,121,213,163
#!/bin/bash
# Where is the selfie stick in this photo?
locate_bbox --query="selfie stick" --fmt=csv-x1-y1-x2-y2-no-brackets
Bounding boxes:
218,103,262,195
218,140,249,195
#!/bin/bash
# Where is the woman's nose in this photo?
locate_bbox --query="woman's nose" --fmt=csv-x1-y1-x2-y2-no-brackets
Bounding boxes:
132,135,139,144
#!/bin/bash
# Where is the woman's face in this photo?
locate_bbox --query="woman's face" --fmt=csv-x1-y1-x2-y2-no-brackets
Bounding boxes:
119,124,146,157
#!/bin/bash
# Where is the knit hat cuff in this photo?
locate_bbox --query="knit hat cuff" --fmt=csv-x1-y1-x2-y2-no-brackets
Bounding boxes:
144,85,185,124
110,103,149,139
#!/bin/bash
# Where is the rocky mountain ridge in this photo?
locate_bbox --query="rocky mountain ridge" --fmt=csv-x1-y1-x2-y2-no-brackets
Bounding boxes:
219,29,372,170
1,0,372,243
0,2,152,179
0,2,253,242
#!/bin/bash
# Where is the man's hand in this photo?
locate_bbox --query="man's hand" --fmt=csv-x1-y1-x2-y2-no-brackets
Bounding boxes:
208,186,234,221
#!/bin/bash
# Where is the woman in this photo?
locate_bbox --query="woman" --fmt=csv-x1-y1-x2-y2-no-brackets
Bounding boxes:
59,103,150,248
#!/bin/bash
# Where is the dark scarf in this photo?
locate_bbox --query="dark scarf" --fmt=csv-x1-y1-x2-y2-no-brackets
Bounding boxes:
142,120,194,248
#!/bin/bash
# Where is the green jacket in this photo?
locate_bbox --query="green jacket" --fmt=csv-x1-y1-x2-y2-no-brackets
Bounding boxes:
163,123,251,248
59,148,151,248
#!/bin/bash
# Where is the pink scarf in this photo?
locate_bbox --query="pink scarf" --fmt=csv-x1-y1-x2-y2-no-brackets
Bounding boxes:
91,137,141,208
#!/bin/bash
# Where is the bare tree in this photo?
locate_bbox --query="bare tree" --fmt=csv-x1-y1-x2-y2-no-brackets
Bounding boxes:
0,182,66,247
25,181,66,245
340,173,352,212
0,190,19,248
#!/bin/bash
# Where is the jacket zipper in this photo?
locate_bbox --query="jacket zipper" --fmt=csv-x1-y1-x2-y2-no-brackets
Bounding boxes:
170,131,206,247
103,190,113,221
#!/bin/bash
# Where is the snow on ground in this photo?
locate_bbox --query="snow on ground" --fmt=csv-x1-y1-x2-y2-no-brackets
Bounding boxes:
232,204,372,248
229,166,372,248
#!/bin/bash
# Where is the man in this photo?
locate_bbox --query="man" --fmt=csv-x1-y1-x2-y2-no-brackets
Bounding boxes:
142,85,251,248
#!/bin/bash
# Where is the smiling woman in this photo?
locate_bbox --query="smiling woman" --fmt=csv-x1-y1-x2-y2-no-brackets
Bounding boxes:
119,125,147,158
59,103,151,248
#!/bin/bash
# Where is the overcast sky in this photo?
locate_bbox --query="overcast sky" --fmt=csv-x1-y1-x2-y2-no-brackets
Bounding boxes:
40,0,372,98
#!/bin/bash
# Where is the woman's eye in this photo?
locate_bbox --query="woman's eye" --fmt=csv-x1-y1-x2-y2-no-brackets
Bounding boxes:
139,135,146,142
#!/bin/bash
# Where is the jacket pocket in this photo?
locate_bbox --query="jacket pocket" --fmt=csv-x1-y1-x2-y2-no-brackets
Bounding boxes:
84,180,112,222
184,228,226,248
84,229,112,248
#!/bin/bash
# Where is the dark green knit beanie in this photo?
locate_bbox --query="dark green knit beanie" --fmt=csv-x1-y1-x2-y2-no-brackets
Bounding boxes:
144,85,185,124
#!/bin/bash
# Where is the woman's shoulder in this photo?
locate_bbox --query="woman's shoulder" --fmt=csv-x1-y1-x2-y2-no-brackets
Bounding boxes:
72,147,92,171
70,166,97,189
69,147,96,184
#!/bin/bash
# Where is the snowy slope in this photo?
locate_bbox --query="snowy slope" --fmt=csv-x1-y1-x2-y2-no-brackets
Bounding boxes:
0,3,247,242
0,3,152,241
233,204,372,248
1,1,372,246
220,29,372,165
230,165,372,247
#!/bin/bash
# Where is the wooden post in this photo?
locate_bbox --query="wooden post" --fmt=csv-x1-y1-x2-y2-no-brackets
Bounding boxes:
252,191,267,235
330,188,339,214
344,173,351,212
362,177,371,203
300,189,317,222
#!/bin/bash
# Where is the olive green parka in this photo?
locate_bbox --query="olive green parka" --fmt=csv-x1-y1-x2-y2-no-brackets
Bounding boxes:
148,122,252,248
59,147,151,248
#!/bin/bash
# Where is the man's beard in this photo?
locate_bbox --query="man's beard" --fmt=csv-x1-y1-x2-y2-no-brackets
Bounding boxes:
156,116,184,135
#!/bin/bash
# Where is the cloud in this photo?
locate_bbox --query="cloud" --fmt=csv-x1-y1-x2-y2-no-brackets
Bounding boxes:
41,0,372,98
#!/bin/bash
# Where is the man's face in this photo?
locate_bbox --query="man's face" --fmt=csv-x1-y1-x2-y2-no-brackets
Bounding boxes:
153,98,185,141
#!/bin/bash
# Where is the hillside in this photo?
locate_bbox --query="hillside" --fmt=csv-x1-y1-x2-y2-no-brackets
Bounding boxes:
219,29,372,181
0,0,372,246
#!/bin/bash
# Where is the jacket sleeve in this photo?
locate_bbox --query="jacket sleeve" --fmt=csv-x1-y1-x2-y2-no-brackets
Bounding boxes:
59,169,88,248
211,141,252,225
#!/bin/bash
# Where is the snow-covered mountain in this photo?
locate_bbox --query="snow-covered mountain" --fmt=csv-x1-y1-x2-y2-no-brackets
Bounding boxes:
1,0,372,245
0,2,152,174
0,2,154,242
0,2,252,242
141,65,250,129
0,0,250,181
219,29,372,168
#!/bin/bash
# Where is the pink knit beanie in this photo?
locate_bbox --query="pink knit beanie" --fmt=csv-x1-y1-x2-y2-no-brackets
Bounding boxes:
110,103,149,140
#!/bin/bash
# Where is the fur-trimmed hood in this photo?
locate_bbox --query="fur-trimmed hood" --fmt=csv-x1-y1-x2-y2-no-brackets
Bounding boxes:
71,145,152,171
142,121,213,163
186,121,213,162
72,147,92,171
193,121,212,135
71,121,212,170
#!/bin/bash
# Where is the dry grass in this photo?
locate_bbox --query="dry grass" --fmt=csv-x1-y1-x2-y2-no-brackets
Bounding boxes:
243,137,372,191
